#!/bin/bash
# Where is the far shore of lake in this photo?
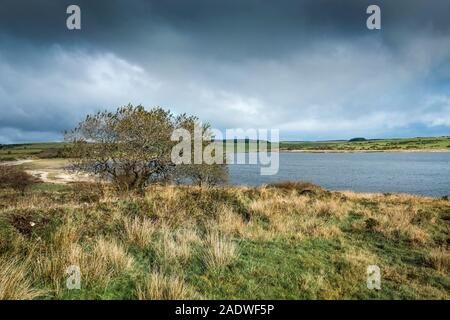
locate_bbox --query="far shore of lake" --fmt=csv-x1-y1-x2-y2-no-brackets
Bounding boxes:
280,148,450,153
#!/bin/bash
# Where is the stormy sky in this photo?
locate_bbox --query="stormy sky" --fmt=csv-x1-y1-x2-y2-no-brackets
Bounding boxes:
1,0,450,143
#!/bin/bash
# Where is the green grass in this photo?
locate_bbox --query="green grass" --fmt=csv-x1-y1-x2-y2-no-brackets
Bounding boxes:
30,182,70,193
0,143,66,161
280,136,450,151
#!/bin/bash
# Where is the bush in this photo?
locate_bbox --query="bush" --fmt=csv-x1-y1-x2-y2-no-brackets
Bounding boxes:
0,166,39,193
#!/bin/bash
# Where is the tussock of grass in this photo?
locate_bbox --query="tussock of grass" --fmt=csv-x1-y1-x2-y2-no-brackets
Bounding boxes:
215,205,247,237
52,217,79,248
153,225,199,265
428,247,450,273
203,231,238,270
123,216,155,248
136,271,199,300
0,257,44,300
93,238,134,272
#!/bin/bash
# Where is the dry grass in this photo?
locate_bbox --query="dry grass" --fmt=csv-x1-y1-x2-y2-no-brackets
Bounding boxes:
123,216,156,247
428,247,450,273
176,225,202,246
52,217,79,248
244,195,346,240
203,230,238,270
154,225,199,264
249,194,308,216
307,198,351,217
374,204,429,243
0,257,44,299
215,205,247,237
136,270,199,300
93,238,134,272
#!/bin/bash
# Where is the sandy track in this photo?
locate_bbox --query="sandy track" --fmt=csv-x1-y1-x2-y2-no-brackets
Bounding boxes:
25,169,95,184
0,159,34,166
1,159,95,184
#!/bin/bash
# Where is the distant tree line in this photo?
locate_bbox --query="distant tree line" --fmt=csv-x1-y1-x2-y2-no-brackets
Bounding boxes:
348,137,367,142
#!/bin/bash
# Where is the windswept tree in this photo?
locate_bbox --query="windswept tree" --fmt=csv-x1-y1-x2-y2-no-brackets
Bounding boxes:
65,104,228,192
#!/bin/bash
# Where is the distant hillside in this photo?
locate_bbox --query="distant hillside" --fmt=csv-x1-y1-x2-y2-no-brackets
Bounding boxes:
280,136,450,151
1,136,449,161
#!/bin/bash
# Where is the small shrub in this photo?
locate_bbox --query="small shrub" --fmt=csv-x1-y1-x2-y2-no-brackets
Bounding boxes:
0,166,39,193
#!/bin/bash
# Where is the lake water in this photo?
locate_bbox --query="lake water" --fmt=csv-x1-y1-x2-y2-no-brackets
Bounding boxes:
228,152,450,197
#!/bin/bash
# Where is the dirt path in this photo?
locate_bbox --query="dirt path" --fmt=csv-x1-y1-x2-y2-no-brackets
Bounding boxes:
0,159,34,166
1,159,95,184
25,169,95,184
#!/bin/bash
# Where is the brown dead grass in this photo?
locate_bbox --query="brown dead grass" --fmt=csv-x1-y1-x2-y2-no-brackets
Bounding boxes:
93,237,134,272
203,230,238,270
428,247,450,273
0,257,44,300
374,204,429,244
123,216,156,248
136,270,199,300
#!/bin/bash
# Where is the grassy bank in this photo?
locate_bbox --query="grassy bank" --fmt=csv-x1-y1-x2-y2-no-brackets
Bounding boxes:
0,182,449,299
281,136,450,152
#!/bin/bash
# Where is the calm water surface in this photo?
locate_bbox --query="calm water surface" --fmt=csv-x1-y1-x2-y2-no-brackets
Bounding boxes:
228,152,450,197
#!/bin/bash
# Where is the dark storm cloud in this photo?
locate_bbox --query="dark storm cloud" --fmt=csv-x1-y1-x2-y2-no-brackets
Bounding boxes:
2,0,450,58
0,0,450,143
